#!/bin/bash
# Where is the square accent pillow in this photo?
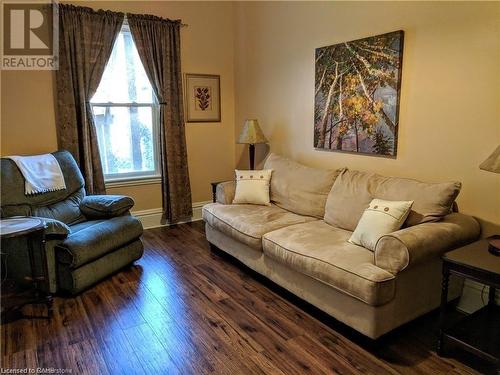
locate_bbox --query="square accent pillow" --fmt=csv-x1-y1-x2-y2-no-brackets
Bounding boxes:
349,198,413,251
233,169,273,205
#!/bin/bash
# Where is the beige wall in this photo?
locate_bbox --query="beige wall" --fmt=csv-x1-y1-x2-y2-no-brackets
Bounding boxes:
1,1,236,210
234,1,500,234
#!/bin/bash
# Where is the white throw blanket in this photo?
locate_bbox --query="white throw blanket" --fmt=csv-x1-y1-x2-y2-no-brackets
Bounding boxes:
8,154,66,195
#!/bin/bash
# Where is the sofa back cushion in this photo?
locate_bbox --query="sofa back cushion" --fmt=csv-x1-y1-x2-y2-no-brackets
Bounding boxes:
263,153,341,218
375,175,461,226
32,190,85,225
324,170,381,231
324,169,461,231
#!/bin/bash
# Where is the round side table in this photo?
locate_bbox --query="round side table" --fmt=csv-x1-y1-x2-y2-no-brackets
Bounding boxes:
1,217,53,321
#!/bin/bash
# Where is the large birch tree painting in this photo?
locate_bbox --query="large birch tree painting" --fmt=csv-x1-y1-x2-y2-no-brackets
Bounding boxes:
314,31,404,156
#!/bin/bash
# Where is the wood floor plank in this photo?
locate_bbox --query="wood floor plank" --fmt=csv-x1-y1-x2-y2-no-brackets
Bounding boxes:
0,221,494,374
196,262,305,341
1,348,37,370
1,306,37,356
122,323,180,374
66,339,110,375
287,334,371,375
144,266,270,373
35,340,73,372
94,327,145,375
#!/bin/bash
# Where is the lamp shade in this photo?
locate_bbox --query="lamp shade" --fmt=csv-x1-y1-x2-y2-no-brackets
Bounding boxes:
479,145,500,173
237,119,268,144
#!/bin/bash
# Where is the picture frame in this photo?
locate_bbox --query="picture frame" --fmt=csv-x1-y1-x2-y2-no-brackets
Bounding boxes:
314,31,404,157
185,73,221,123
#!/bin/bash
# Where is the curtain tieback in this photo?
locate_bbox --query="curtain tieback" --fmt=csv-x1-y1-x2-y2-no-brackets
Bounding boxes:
158,102,167,105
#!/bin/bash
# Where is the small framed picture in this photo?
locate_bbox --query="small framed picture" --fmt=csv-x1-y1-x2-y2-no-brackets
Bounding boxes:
185,73,221,123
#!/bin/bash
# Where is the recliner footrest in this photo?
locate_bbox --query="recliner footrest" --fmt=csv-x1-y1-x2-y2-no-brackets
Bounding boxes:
56,215,143,268
58,239,143,294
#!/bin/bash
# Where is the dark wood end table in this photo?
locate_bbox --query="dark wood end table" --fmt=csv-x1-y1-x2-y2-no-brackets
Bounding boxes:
211,181,227,203
438,238,500,368
1,217,54,321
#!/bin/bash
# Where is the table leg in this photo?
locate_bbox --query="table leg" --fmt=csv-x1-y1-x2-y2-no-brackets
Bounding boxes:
28,229,53,319
212,183,218,203
27,232,40,297
437,263,449,356
488,286,496,307
37,230,53,318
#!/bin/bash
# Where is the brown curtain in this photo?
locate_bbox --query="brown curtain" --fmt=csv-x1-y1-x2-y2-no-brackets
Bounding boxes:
128,14,192,223
56,4,124,194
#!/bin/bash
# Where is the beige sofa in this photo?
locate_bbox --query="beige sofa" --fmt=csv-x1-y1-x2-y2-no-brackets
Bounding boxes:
202,154,480,339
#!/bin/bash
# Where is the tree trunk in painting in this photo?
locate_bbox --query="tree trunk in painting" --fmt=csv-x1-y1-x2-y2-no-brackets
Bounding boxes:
354,122,359,152
316,62,338,149
336,135,343,150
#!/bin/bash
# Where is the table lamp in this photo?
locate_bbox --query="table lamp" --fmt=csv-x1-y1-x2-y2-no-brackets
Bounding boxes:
479,145,500,256
237,119,268,170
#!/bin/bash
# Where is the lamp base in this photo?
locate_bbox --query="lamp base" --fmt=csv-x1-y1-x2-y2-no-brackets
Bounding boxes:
249,144,255,170
488,237,500,256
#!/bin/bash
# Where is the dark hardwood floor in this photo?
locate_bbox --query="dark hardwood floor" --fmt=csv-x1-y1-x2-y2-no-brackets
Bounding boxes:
1,221,496,374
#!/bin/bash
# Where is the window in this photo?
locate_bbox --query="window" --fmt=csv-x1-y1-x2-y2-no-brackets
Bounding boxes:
91,24,159,182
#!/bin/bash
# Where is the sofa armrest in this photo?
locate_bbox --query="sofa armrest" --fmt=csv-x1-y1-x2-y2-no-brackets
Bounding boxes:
374,213,480,274
80,195,134,219
38,217,70,240
216,181,236,204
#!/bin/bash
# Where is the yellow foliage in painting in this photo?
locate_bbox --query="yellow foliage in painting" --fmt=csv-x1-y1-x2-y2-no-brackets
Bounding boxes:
343,95,382,134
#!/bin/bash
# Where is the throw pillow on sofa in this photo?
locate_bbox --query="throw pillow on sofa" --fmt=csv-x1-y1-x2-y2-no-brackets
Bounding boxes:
349,198,413,251
233,169,273,206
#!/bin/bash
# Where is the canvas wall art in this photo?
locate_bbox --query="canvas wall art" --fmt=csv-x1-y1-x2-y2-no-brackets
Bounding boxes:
314,31,404,156
185,74,221,122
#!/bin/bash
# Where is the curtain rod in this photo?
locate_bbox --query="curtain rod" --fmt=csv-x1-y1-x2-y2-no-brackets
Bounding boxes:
123,14,188,27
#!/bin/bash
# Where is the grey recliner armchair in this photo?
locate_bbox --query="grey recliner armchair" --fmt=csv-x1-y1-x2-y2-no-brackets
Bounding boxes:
0,150,144,294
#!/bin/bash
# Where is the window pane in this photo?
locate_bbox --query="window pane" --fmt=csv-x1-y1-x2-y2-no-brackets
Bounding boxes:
91,29,154,104
91,25,158,181
93,106,156,176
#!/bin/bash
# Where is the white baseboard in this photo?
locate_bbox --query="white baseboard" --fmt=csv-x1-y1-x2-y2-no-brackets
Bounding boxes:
457,279,500,314
132,200,211,229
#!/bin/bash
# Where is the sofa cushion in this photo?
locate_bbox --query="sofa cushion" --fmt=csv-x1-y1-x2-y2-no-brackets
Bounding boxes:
262,221,396,306
202,203,317,250
263,153,342,218
56,215,143,268
375,175,461,227
69,219,106,234
0,204,32,218
324,170,380,231
324,169,461,231
32,189,85,225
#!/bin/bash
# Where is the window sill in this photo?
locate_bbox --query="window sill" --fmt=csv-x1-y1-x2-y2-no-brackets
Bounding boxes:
105,176,161,189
